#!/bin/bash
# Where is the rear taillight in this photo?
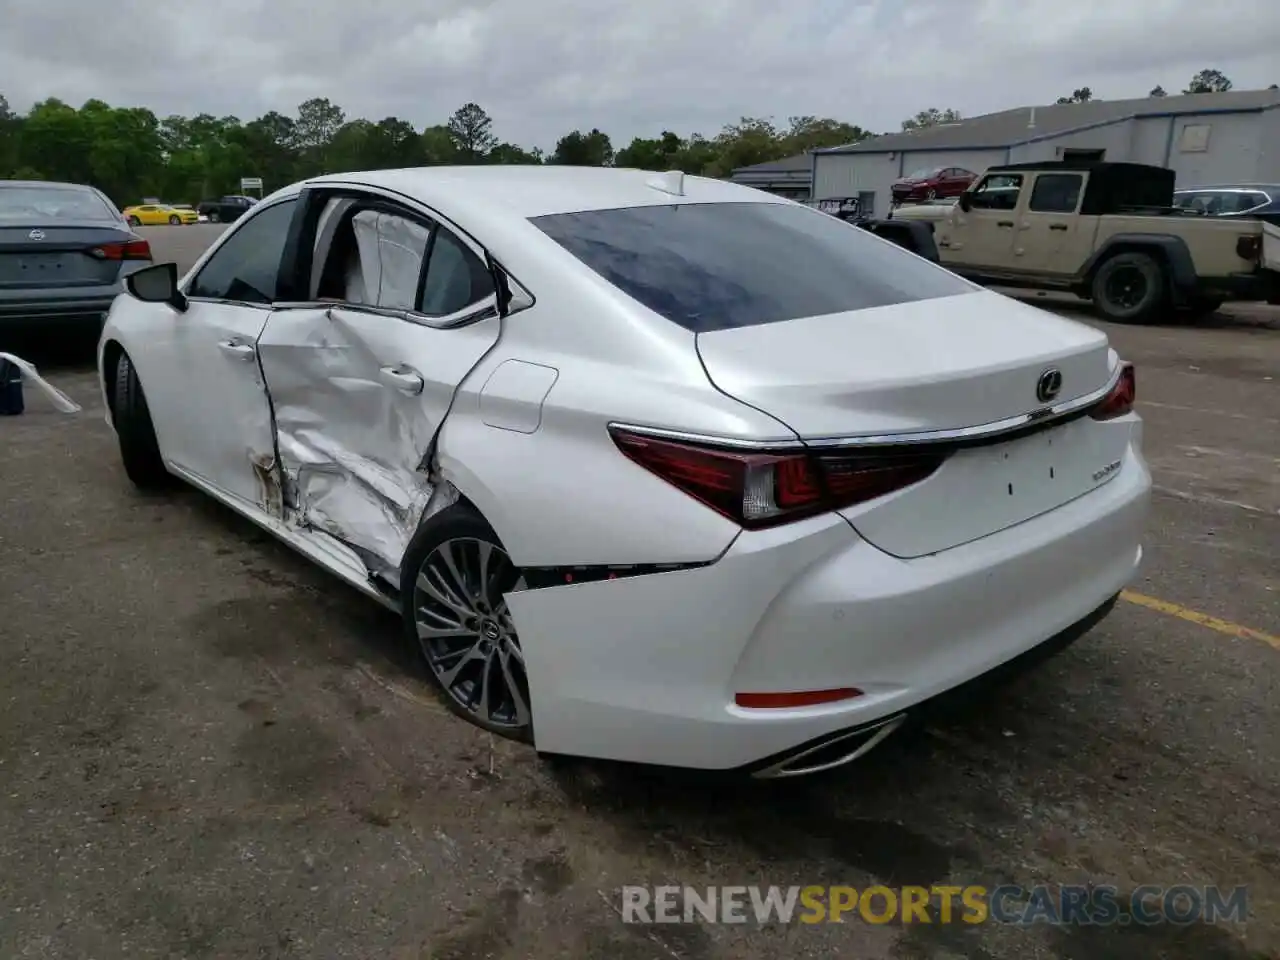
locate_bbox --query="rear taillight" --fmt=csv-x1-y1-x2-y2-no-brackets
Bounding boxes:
1237,235,1261,261
1090,362,1136,421
609,429,945,529
88,238,152,261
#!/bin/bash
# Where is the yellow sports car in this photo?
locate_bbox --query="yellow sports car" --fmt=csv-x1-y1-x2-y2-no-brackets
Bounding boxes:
121,203,198,226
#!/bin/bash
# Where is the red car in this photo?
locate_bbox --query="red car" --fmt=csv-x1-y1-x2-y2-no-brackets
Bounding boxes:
891,167,977,203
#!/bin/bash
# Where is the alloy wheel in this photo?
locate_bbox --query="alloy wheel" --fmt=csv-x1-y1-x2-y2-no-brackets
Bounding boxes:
413,537,530,730
1105,266,1148,309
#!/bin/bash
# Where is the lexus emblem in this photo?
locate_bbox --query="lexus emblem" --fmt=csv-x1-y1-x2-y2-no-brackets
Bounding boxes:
28,229,45,241
1036,368,1063,403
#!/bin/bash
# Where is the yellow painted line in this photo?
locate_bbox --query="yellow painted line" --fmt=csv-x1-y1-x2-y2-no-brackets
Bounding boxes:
1121,590,1280,650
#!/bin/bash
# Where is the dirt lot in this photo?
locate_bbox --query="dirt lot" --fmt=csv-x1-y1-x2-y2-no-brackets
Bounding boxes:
1,224,1277,959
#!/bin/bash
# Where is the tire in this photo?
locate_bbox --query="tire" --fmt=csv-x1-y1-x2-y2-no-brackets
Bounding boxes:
1090,252,1168,324
399,504,533,743
925,188,937,201
208,211,220,223
168,214,181,225
112,351,171,490
127,216,141,226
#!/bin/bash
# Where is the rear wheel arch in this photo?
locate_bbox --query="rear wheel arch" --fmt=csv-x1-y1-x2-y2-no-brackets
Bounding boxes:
101,339,125,416
1083,234,1195,292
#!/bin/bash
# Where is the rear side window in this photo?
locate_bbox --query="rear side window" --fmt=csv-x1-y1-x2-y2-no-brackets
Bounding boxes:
530,202,973,333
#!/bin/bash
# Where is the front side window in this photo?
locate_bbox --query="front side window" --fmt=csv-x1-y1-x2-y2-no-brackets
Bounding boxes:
531,201,973,333
968,174,1024,210
189,199,297,304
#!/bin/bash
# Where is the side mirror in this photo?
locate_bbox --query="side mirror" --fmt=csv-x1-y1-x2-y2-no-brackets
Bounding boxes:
126,262,188,312
958,192,973,213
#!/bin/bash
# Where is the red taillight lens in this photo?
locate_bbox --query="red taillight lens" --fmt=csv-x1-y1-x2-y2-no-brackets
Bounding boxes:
1090,362,1136,421
89,239,152,261
735,688,863,709
610,429,945,529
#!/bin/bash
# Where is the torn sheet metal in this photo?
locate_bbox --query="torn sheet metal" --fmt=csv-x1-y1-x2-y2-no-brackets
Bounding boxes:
278,426,433,570
255,304,499,576
0,353,81,414
249,451,284,519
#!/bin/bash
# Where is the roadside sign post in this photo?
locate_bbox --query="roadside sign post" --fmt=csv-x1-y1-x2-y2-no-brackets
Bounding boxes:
240,177,264,199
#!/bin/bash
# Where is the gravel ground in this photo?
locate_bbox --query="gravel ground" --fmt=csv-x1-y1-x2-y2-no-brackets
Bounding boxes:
0,224,1276,959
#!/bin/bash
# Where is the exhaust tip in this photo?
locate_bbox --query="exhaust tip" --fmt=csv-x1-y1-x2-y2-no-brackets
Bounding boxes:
752,714,906,779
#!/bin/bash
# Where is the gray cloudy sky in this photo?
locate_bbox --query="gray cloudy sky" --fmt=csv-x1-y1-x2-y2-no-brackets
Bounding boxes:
1,0,1277,150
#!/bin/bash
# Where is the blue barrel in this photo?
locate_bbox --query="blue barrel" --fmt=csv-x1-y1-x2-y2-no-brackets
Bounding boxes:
0,358,23,416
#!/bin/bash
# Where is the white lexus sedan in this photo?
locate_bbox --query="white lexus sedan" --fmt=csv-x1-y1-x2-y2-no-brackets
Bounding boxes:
98,166,1150,777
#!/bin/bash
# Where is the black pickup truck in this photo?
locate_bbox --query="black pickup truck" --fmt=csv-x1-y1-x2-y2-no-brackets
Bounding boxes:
195,195,257,223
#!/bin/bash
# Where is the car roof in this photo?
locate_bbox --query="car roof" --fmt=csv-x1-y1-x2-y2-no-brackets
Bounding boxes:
1,179,98,191
298,165,784,219
1175,184,1280,192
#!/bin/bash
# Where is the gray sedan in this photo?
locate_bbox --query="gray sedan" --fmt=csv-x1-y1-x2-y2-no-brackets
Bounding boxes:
0,180,153,344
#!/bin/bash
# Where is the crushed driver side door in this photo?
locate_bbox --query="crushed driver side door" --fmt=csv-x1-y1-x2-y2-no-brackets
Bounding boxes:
255,189,504,581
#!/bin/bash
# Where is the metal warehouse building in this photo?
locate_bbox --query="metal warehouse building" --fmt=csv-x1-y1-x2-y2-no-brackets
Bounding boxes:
728,153,813,199
812,88,1280,217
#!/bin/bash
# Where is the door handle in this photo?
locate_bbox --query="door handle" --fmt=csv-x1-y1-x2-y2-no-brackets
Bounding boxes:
217,340,256,360
997,220,1014,228
1049,224,1069,231
379,365,424,395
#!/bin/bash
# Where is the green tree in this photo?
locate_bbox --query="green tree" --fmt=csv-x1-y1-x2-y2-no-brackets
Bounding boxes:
550,128,613,166
1184,69,1232,94
900,107,962,132
0,93,22,177
705,117,785,176
19,99,92,185
446,103,497,162
420,124,460,164
1056,87,1094,104
615,131,684,170
1149,85,1167,97
293,97,345,175
486,142,542,164
782,116,870,152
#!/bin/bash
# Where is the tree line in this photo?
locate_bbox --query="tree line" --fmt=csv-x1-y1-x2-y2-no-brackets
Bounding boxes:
0,66,1261,206
0,95,875,207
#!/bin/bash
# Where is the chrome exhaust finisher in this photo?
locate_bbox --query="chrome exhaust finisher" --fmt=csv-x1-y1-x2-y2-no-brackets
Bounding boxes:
751,713,907,779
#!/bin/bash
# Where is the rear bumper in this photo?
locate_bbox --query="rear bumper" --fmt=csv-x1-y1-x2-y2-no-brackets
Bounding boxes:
507,441,1151,772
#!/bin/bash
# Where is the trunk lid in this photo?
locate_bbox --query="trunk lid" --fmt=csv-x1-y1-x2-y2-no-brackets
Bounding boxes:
696,289,1131,556
695,290,1111,438
0,224,136,289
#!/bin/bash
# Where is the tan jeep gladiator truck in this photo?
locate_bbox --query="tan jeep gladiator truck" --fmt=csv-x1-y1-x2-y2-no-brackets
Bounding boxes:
930,160,1280,324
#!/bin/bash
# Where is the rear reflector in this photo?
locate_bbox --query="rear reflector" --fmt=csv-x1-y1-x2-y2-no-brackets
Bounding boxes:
88,238,152,261
1090,362,1135,421
610,428,945,529
736,688,863,709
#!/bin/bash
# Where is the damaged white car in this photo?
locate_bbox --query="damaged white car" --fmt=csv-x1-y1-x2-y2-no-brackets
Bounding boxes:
98,167,1150,777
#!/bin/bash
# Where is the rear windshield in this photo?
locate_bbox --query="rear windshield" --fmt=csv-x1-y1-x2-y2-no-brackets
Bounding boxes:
0,185,118,223
530,201,973,332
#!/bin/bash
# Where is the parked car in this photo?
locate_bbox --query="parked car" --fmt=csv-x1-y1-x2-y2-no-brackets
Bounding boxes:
891,166,977,204
98,166,1150,777
1,179,153,344
195,195,257,223
1173,185,1280,226
934,161,1280,323
122,203,198,226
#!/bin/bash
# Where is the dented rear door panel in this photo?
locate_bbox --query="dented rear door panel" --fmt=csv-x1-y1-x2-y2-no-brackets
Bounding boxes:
255,305,502,574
